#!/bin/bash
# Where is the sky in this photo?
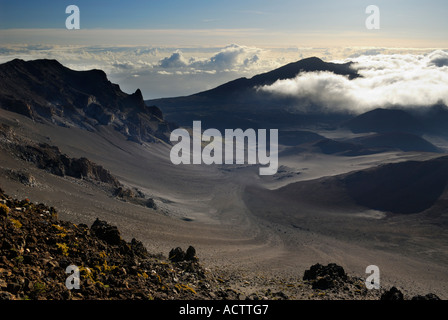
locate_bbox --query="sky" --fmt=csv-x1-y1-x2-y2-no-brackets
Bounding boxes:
0,1,447,99
1,0,447,46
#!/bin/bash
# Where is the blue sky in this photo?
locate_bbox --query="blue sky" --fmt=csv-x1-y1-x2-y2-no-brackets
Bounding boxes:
0,0,447,47
0,1,364,29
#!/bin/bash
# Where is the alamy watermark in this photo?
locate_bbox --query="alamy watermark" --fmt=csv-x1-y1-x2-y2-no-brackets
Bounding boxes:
365,5,380,30
365,265,380,289
65,5,80,30
65,265,80,290
170,121,278,175
64,5,381,32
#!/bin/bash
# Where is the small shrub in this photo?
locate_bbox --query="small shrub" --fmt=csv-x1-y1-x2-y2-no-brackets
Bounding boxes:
10,218,22,229
32,282,46,295
14,255,24,264
56,243,69,256
79,266,95,281
175,283,197,295
52,224,67,233
138,272,148,279
0,203,9,216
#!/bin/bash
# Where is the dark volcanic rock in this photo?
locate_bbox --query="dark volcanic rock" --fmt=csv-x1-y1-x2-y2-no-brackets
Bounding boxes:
90,218,123,246
185,246,197,261
169,246,198,263
169,247,186,262
303,263,347,281
13,142,120,187
381,287,404,300
0,125,122,189
0,189,222,300
129,238,148,258
114,186,136,198
145,198,157,209
113,186,158,210
411,293,441,300
0,59,173,143
4,169,36,187
303,263,348,290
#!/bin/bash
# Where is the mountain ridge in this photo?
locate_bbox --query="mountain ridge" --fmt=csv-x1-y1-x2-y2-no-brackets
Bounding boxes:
194,56,359,98
0,58,173,144
146,56,359,130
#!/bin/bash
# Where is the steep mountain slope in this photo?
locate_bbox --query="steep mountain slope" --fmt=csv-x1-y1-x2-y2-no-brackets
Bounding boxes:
146,57,358,131
194,57,359,99
0,59,173,143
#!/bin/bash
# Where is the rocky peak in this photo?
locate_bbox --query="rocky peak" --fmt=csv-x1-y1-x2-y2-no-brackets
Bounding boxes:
0,59,172,143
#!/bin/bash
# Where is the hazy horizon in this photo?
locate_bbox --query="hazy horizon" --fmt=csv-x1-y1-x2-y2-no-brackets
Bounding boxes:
1,1,447,99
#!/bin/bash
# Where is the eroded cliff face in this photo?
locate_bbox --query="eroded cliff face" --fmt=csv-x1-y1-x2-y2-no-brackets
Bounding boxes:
0,59,173,144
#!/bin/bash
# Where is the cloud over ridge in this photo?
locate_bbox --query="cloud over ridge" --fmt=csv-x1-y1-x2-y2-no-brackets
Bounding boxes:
158,44,262,72
259,50,448,114
1,44,446,100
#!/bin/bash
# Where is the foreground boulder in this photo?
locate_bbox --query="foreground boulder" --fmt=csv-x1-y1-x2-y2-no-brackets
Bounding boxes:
411,293,441,300
303,263,347,290
90,218,123,246
381,287,404,300
169,246,198,263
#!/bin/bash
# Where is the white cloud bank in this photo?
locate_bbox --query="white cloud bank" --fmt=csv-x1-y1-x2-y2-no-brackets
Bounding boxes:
158,44,264,73
1,44,446,100
0,44,277,98
259,50,448,114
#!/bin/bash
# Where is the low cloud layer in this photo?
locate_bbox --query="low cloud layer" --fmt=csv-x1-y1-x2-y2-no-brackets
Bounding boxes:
0,44,275,98
158,44,263,72
259,50,448,114
1,44,446,101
